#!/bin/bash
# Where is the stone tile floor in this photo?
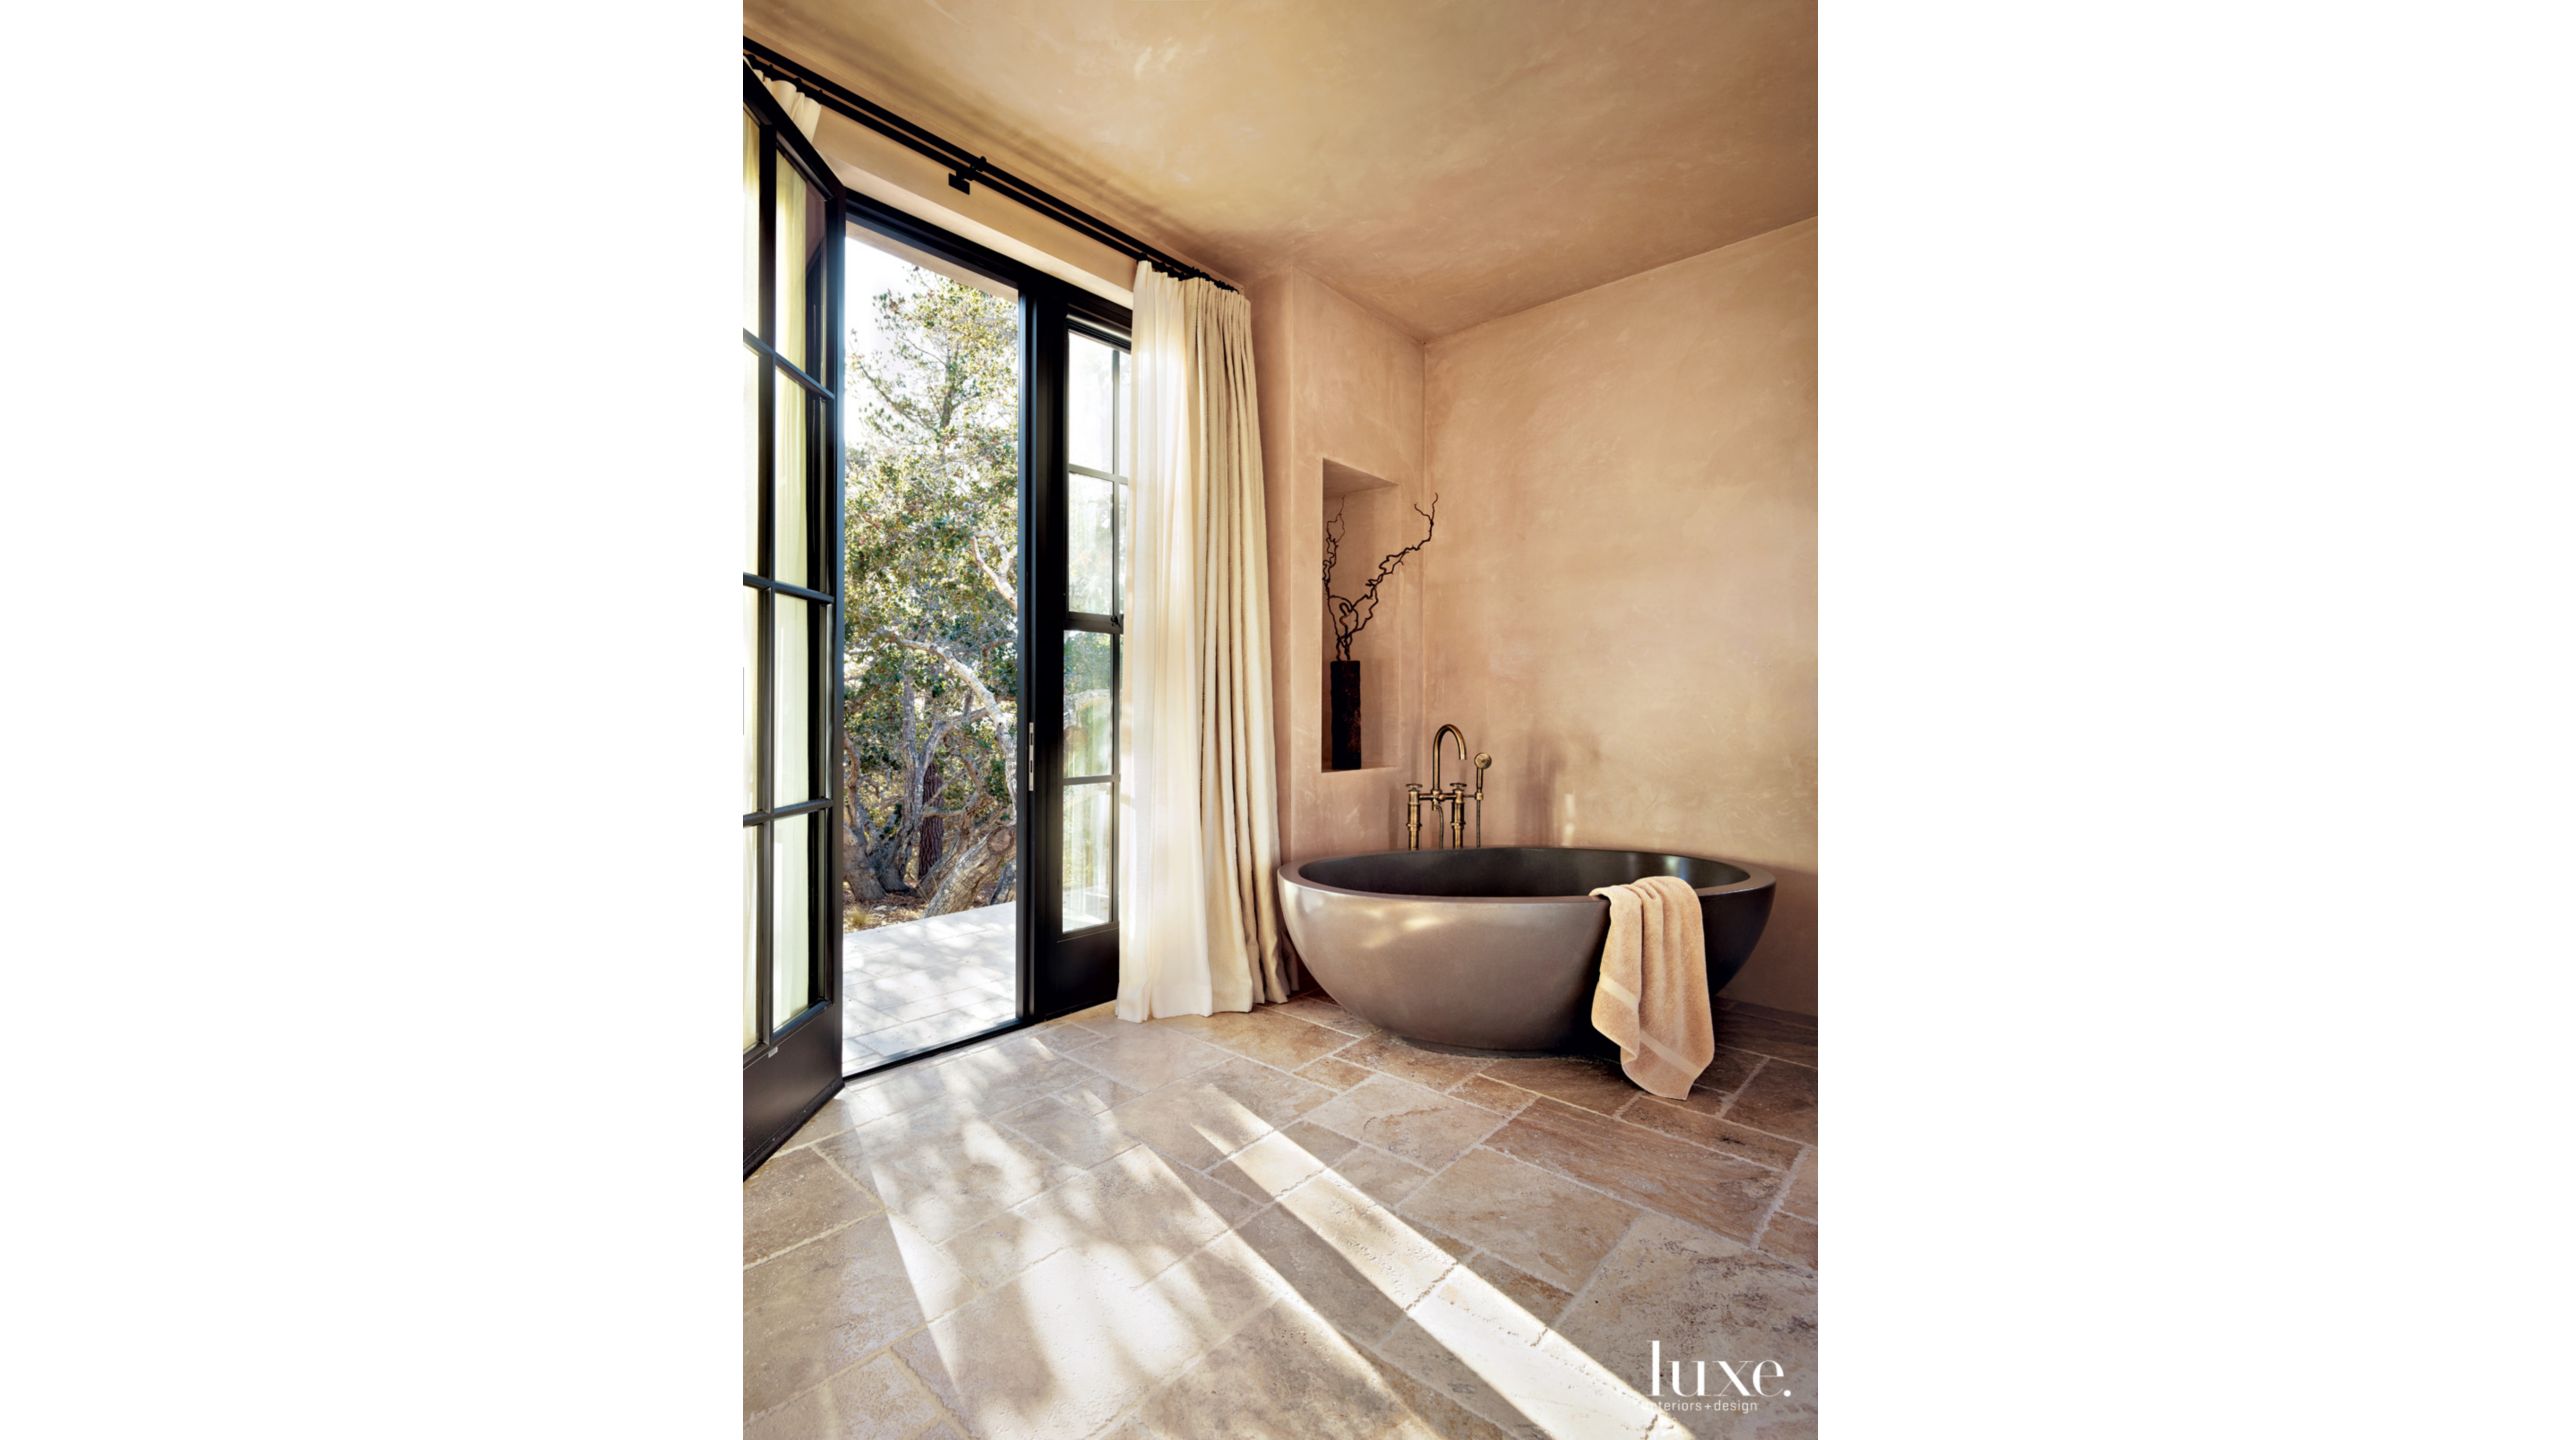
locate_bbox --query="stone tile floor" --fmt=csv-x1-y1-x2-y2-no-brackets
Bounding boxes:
842,905,1019,1073
748,993,1818,1438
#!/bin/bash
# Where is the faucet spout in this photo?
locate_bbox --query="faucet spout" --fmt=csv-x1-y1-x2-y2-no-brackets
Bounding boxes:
1429,724,1469,794
1411,723,1490,850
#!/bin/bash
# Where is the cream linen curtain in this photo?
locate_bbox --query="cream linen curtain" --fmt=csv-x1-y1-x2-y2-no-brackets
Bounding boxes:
1117,264,1289,1019
757,74,824,139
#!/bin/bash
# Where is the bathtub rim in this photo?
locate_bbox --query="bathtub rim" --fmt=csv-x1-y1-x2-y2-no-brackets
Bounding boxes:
1275,845,1777,909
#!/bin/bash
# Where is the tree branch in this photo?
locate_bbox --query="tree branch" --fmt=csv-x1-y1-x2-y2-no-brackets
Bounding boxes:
1324,493,1438,661
894,635,1017,757
969,535,1018,608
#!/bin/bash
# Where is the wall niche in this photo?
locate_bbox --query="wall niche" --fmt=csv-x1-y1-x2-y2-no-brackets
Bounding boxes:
1319,457,1425,773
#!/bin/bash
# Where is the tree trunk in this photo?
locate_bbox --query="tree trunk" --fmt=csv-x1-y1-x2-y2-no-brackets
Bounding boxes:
840,805,887,906
917,759,946,880
839,740,886,906
922,823,1014,916
870,837,912,897
913,805,977,903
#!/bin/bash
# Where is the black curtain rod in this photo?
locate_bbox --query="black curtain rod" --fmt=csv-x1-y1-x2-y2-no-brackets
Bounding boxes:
743,39,1234,292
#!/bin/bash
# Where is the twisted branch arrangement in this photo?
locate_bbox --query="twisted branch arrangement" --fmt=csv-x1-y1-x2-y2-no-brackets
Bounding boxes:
1323,494,1439,662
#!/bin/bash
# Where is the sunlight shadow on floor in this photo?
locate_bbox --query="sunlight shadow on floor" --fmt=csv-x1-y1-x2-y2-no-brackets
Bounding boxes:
846,1074,1683,1438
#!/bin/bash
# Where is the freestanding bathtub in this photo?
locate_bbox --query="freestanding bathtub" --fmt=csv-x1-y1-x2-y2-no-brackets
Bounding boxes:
1274,846,1775,1051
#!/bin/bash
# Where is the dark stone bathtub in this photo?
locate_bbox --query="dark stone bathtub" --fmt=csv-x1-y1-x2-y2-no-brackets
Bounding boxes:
1274,846,1775,1051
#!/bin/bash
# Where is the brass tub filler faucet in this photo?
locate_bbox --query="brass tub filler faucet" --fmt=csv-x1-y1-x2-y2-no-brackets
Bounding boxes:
1406,723,1493,849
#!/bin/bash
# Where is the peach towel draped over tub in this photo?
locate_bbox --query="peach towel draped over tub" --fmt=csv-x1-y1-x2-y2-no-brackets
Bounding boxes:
1588,874,1716,1097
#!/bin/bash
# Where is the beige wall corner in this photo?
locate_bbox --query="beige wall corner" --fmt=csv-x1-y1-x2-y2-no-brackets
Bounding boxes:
1253,269,1430,862
1419,218,1819,1013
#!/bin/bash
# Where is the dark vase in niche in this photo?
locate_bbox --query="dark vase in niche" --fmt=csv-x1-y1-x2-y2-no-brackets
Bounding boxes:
1329,660,1362,770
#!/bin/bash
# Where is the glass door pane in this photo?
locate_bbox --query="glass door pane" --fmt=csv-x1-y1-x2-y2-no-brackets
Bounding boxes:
771,815,816,1027
1060,326,1128,939
1062,782,1111,932
744,69,846,1170
836,229,1025,1074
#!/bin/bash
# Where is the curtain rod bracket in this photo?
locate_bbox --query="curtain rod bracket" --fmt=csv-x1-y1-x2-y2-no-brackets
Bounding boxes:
743,39,1235,291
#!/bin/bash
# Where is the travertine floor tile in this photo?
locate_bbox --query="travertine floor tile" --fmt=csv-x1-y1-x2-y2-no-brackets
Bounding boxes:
1233,1173,1456,1344
1685,1041,1765,1097
896,1234,1278,1440
1722,1000,1816,1032
1102,1060,1324,1172
745,1146,880,1265
751,1005,1821,1433
743,1213,973,1420
830,1034,1084,1127
1266,994,1378,1037
1760,1212,1817,1270
1028,1058,1139,1116
1481,1098,1784,1242
1443,1072,1537,1115
1372,1312,1537,1436
1552,1213,1817,1437
829,1063,964,1129
1474,1053,1646,1114
1397,1147,1643,1289
1708,1008,1818,1068
940,1144,1232,1293
1042,1021,1104,1053
1210,1120,1358,1200
1779,1148,1816,1220
1141,1229,1296,1354
1159,1007,1360,1070
825,1103,1077,1244
1210,1119,1434,1208
993,1094,1142,1170
1330,1033,1495,1091
1318,1138,1438,1207
853,1005,1008,1057
1138,1294,1448,1439
1295,1054,1377,1090
1302,1073,1507,1170
936,1045,1127,1117
1191,1055,1339,1125
1723,1057,1816,1143
1383,1263,1666,1438
1457,1249,1577,1325
775,1091,864,1154
743,1350,943,1440
1069,1023,1235,1091
894,1249,1172,1440
1617,1095,1804,1173
1171,1160,1269,1227
1347,1337,1512,1440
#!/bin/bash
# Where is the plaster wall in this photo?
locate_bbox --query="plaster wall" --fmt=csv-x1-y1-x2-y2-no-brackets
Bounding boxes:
1249,269,1430,863
1253,221,1816,1013
1417,218,1818,1012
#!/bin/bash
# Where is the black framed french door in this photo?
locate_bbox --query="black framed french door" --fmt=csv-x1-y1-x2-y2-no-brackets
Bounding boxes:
830,208,1131,1033
745,60,1130,1168
1034,307,1133,1014
743,72,848,1169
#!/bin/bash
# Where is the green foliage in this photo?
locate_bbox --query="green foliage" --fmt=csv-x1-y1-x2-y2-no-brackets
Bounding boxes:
841,270,1020,901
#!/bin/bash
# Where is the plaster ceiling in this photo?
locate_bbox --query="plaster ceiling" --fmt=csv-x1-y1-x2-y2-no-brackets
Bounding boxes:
745,0,1816,340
